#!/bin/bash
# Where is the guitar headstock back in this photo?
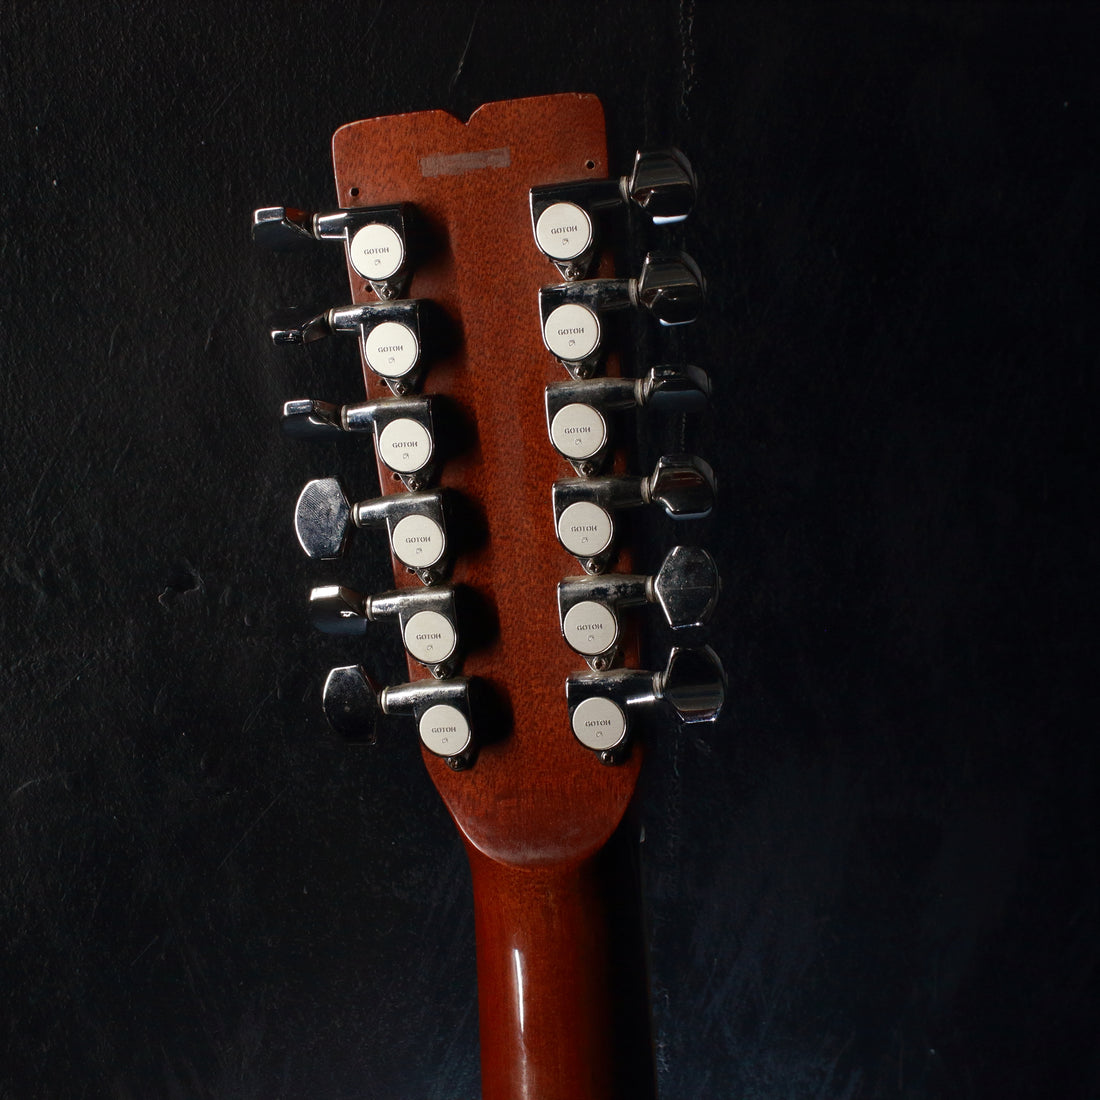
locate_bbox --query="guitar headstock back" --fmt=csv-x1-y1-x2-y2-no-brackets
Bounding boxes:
329,95,640,868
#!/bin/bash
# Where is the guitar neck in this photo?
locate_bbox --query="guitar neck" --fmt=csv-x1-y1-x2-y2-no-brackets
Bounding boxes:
468,824,655,1100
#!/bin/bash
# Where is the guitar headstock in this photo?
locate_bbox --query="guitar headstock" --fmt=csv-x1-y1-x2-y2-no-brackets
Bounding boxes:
254,95,722,871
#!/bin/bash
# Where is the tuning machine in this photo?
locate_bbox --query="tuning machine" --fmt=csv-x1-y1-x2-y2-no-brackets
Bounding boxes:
310,584,460,679
252,203,415,300
552,455,715,573
539,252,704,377
323,665,477,769
557,546,719,670
270,298,447,396
530,149,697,280
546,363,711,476
283,394,437,491
294,477,450,585
566,645,725,764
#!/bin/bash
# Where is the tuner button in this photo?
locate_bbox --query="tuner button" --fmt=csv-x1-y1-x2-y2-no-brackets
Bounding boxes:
549,402,608,461
646,455,716,518
641,363,712,412
310,585,369,635
571,695,628,752
534,201,594,262
625,149,697,224
322,664,383,740
561,599,619,657
391,513,446,568
556,501,614,558
348,222,405,281
660,645,726,724
362,319,420,379
418,703,473,757
377,417,434,473
251,206,315,250
295,478,352,559
652,546,720,629
542,303,601,363
282,398,343,441
402,609,457,665
635,252,705,326
269,307,331,346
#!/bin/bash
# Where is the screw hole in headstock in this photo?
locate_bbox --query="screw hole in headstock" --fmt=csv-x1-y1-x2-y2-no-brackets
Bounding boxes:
585,160,595,170
349,186,360,197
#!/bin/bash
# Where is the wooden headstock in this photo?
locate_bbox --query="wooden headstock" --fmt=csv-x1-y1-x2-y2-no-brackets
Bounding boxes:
330,97,642,870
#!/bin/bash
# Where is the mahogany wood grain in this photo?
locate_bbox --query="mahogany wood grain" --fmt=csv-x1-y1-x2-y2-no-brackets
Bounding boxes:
331,95,651,1100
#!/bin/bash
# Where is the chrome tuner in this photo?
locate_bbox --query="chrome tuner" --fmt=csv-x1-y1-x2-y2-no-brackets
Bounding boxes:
530,149,697,279
294,477,449,585
252,203,415,299
545,363,711,475
566,645,725,764
322,665,476,769
282,395,437,491
310,584,460,678
269,299,442,396
557,546,720,669
538,252,705,377
552,455,716,573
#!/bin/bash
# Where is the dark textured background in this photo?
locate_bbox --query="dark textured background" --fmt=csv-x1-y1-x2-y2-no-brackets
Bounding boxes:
2,2,1096,1097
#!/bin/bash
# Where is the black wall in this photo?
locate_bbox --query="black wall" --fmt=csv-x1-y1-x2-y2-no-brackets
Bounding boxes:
2,3,1096,1097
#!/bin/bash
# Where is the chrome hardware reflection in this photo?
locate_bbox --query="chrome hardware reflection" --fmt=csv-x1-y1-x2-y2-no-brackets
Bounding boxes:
252,202,415,299
565,645,725,763
282,394,437,490
538,253,704,377
557,546,719,669
551,455,716,573
529,149,696,279
270,298,444,396
322,664,477,768
294,476,450,586
310,583,460,678
545,364,711,475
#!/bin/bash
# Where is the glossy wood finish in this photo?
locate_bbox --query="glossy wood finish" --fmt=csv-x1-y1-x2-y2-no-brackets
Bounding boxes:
331,97,650,1099
469,831,656,1100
